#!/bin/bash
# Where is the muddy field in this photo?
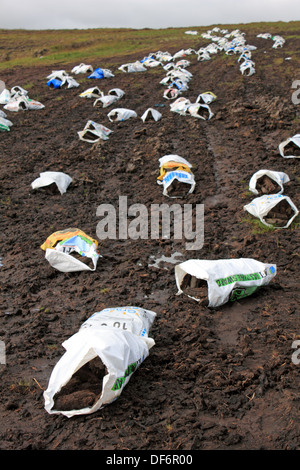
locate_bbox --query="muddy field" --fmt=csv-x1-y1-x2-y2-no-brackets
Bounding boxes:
0,26,300,452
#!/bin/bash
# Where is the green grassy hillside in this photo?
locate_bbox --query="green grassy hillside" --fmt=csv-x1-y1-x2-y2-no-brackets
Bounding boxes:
0,21,299,70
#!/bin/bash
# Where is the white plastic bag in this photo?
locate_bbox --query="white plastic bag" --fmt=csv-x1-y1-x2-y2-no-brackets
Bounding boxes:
78,120,113,142
44,306,156,417
108,88,125,99
107,108,137,122
0,116,13,131
163,87,181,100
196,92,217,105
41,228,101,272
31,171,72,195
240,59,255,76
79,87,103,99
4,96,44,112
170,97,191,115
175,258,277,307
0,88,11,104
278,134,300,159
141,108,162,122
187,103,214,120
93,94,119,108
118,61,147,73
249,169,290,195
10,86,28,97
244,194,299,228
71,63,93,74
157,155,195,198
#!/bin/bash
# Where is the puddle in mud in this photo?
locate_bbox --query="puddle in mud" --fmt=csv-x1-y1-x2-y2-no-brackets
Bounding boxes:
148,252,184,270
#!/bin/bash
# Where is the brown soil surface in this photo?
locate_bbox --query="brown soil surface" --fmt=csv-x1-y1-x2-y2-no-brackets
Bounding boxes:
0,28,300,451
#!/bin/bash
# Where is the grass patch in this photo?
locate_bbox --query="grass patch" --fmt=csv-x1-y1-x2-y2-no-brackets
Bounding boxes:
0,21,299,71
240,215,275,234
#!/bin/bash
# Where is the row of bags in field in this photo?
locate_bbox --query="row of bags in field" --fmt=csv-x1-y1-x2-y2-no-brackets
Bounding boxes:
45,256,274,418
41,227,277,417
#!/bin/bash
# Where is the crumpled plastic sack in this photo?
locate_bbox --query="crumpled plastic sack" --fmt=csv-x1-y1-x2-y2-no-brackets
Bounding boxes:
71,63,93,74
41,228,100,272
108,88,125,99
278,134,300,159
78,120,113,142
118,61,147,73
0,116,13,131
240,59,255,76
0,89,11,104
272,35,285,48
170,97,191,115
163,87,181,100
196,92,217,105
175,258,277,307
141,108,162,122
93,94,119,108
187,103,214,120
46,71,79,89
47,78,63,89
157,155,195,197
31,171,72,195
79,87,103,99
107,108,137,122
47,70,69,81
88,68,114,79
43,306,156,417
4,96,45,111
244,194,299,229
249,169,290,195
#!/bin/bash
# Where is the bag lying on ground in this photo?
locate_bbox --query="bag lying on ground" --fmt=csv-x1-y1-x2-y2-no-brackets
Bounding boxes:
141,108,162,122
31,171,72,195
4,96,45,111
108,88,125,99
157,154,195,197
196,91,217,104
240,59,255,76
249,169,290,195
44,306,156,417
10,86,28,97
71,63,93,74
118,61,147,73
47,74,79,89
41,228,100,272
244,194,299,228
170,97,191,115
278,134,300,159
0,116,13,131
78,120,113,142
79,87,103,99
0,89,11,104
163,87,181,100
107,108,137,122
175,258,277,307
93,94,119,108
88,68,114,79
187,103,214,120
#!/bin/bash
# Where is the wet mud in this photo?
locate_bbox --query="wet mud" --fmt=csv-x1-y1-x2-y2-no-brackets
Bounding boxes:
0,28,300,450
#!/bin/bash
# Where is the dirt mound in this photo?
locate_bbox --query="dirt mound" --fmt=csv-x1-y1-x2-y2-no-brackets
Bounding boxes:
0,28,299,451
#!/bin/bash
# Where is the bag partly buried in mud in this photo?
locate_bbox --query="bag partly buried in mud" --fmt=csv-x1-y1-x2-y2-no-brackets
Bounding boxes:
157,154,195,198
78,120,113,143
31,171,72,195
244,194,299,228
249,169,290,195
278,134,300,159
41,228,101,272
175,258,277,307
44,306,156,418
